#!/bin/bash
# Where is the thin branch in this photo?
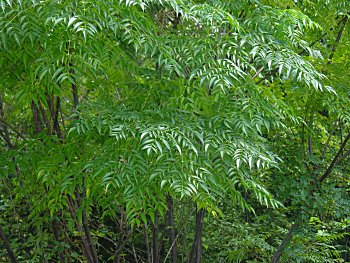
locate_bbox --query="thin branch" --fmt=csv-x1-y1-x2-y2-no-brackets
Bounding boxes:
271,223,298,263
319,130,350,183
328,15,348,63
0,118,26,140
322,127,337,159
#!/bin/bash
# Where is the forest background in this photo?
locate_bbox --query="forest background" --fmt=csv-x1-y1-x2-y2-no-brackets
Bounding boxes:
0,0,349,262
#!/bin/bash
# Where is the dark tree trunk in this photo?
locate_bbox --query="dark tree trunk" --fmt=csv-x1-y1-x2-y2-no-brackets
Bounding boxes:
52,217,65,262
167,196,177,263
70,66,79,109
0,225,18,263
38,102,51,134
67,194,95,263
152,210,160,263
31,101,42,134
271,223,298,263
114,208,130,263
189,208,205,263
143,222,152,263
75,186,99,263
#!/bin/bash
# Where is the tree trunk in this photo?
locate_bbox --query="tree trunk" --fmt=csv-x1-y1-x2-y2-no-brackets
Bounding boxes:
167,196,177,263
67,194,95,263
189,208,205,263
75,186,99,263
0,225,18,263
52,217,65,262
143,222,152,263
31,101,42,134
271,223,298,263
152,210,160,263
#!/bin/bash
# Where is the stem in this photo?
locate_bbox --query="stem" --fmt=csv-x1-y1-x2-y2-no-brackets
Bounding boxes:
0,224,18,263
167,196,177,263
144,222,152,263
52,217,65,262
75,186,99,263
271,223,298,263
70,66,79,109
31,101,42,134
328,16,348,63
114,208,128,263
189,207,205,263
152,210,160,263
67,195,94,263
319,130,350,183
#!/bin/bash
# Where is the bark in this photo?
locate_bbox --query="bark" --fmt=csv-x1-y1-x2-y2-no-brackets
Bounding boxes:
0,97,14,148
344,226,348,262
152,210,160,263
31,101,42,134
75,187,99,263
52,218,65,262
322,128,336,159
38,102,51,134
70,66,79,109
143,222,152,263
271,223,298,263
114,208,129,263
172,12,181,30
67,195,94,263
0,225,18,263
45,95,62,138
328,16,348,63
53,96,62,138
82,211,98,263
189,208,205,263
167,196,177,263
319,130,350,183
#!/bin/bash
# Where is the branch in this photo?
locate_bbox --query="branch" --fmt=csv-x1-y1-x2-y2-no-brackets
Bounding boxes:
271,223,298,263
319,130,350,182
271,130,350,262
328,15,348,64
0,118,26,141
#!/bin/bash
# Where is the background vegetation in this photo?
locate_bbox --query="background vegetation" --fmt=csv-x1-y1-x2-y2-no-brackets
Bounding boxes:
0,0,349,262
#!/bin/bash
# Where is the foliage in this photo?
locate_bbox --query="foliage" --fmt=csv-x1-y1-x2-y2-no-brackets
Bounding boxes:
0,0,349,262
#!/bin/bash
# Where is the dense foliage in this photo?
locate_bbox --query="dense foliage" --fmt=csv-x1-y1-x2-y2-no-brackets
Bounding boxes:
0,0,349,262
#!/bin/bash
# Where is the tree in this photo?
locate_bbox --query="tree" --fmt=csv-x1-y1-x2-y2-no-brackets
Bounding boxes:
0,0,349,262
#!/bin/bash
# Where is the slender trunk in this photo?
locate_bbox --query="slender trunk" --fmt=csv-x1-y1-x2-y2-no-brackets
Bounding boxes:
31,101,42,134
144,222,152,263
70,66,79,109
114,208,129,263
82,211,98,263
307,113,313,155
322,127,336,159
60,216,72,263
0,225,18,263
271,223,298,263
328,16,348,63
189,208,205,263
67,195,94,263
152,210,160,263
75,186,99,263
343,226,348,262
45,95,62,138
38,102,51,134
319,130,350,183
167,196,177,263
52,218,65,262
